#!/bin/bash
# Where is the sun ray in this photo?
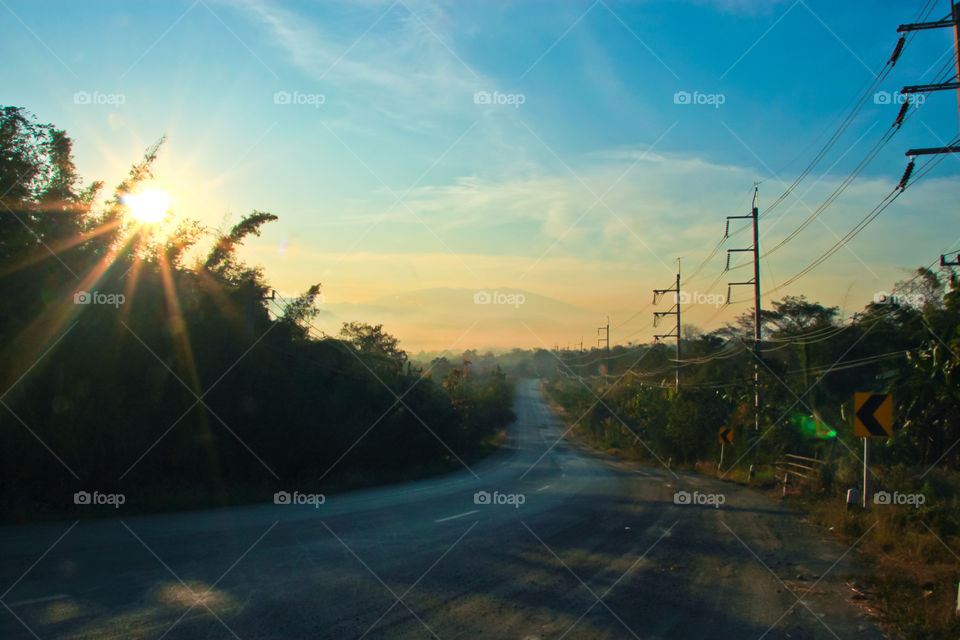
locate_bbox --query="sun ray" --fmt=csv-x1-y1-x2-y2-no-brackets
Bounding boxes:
0,218,123,280
1,228,138,393
155,251,228,496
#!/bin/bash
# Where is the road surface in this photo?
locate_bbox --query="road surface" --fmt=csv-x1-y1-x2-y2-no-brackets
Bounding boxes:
1,379,884,639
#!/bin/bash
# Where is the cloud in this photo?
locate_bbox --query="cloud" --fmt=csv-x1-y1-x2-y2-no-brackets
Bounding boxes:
685,0,794,15
229,0,483,132
329,147,763,265
240,139,958,351
248,134,955,288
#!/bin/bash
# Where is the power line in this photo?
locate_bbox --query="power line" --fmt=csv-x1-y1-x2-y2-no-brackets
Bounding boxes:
689,1,939,301
759,0,936,219
896,0,960,267
606,2,943,351
753,105,919,264
760,46,914,217
897,0,960,151
718,95,922,278
765,139,956,296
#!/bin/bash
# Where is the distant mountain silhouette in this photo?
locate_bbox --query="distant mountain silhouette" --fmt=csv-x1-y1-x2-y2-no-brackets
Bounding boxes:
311,287,630,352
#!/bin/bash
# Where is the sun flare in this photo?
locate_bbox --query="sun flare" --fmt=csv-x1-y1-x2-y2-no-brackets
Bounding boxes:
122,188,174,224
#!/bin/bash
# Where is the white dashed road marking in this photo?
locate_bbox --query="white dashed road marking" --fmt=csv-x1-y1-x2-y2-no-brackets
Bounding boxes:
7,594,70,607
435,510,479,523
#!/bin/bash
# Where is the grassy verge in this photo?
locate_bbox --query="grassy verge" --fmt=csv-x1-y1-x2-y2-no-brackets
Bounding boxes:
702,460,960,639
780,484,960,639
543,381,960,639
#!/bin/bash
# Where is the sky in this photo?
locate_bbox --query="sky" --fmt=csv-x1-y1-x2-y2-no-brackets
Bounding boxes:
3,0,959,352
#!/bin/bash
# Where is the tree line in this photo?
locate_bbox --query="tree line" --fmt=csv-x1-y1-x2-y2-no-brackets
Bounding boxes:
547,276,960,472
0,107,514,522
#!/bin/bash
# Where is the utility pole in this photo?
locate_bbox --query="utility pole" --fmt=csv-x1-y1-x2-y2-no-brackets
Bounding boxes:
596,317,610,380
653,258,681,392
898,0,960,140
898,2,960,265
727,185,762,430
596,317,610,351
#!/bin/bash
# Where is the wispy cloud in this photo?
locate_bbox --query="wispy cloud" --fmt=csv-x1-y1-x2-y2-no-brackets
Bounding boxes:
686,0,793,15
228,0,484,132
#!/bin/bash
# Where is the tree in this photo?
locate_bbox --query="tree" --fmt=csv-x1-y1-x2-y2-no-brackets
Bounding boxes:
765,295,839,336
1,105,520,523
203,210,278,283
281,283,323,340
0,107,99,266
339,322,408,372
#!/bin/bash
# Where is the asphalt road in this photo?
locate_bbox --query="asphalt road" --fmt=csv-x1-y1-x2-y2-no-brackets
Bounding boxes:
1,379,884,639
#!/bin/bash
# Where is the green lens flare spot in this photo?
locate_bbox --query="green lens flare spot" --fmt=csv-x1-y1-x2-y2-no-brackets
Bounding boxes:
791,412,837,439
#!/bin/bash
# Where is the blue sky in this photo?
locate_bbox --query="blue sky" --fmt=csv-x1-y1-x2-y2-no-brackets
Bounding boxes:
3,0,959,350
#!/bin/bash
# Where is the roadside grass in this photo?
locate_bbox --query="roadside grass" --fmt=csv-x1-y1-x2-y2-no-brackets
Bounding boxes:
691,463,960,639
778,477,960,640
543,381,960,639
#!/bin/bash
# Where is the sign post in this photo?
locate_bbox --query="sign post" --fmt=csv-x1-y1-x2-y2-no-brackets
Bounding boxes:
718,427,733,472
853,392,893,509
863,437,870,509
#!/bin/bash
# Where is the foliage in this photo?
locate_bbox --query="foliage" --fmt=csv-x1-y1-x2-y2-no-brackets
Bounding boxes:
0,107,515,522
545,272,960,471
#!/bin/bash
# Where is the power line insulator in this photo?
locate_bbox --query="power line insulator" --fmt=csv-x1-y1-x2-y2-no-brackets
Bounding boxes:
897,158,915,191
893,100,910,127
889,36,905,65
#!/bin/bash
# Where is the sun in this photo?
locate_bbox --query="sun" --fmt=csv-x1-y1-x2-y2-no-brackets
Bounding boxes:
122,188,174,224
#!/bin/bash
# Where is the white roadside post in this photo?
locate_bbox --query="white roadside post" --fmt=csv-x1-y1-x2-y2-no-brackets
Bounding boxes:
863,437,870,509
